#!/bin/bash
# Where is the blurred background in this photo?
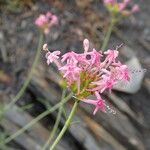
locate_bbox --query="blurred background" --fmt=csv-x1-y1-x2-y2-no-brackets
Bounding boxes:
0,0,150,150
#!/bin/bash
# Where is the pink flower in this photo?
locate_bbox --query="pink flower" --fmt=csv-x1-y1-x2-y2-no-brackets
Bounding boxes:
131,4,140,13
59,64,81,82
51,15,58,25
61,52,78,64
118,3,127,11
35,14,48,26
104,49,118,60
86,49,102,66
43,39,130,115
102,64,129,81
45,51,61,65
115,65,130,81
35,12,58,34
103,0,140,16
103,49,119,65
92,75,117,93
103,0,115,5
46,12,58,26
82,92,106,115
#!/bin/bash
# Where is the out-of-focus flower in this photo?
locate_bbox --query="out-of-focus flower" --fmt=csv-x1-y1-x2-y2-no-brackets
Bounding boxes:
35,12,58,34
131,4,140,13
103,0,140,17
43,39,130,114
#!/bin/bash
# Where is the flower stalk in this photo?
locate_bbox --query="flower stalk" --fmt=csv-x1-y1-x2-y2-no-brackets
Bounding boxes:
50,99,79,150
101,0,140,51
41,89,66,150
101,18,116,51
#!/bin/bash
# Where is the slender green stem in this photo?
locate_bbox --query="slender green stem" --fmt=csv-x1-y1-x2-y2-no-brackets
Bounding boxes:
62,105,68,120
50,100,79,150
101,19,115,51
41,89,66,150
0,93,73,146
1,33,44,116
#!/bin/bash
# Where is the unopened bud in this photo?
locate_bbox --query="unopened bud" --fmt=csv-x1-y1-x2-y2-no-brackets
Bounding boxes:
43,44,48,51
131,4,140,13
83,39,89,53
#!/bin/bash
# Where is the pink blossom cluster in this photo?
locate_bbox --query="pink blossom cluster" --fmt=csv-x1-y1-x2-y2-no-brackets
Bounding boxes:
103,0,139,16
43,39,130,115
35,12,58,34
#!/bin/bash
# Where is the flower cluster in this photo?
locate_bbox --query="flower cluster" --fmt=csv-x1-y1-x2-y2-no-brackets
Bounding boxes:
43,39,130,115
35,12,58,34
103,0,139,17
